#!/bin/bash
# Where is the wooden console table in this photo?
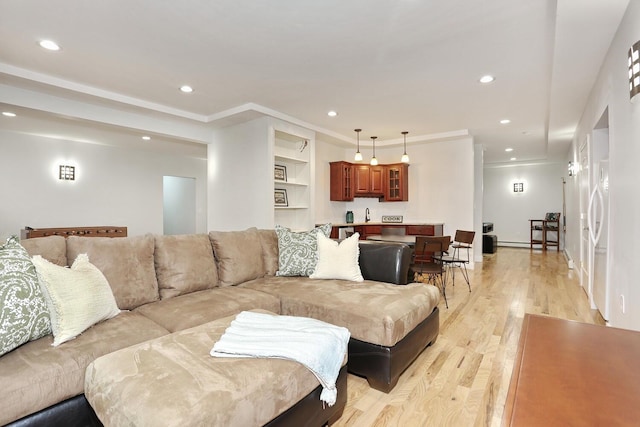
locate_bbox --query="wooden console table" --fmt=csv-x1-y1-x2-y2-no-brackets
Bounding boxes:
503,314,640,426
21,226,127,239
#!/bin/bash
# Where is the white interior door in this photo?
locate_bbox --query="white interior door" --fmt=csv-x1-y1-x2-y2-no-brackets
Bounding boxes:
579,138,591,297
591,113,610,320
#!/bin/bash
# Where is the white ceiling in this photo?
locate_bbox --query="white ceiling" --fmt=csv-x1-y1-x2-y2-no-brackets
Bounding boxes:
0,0,630,163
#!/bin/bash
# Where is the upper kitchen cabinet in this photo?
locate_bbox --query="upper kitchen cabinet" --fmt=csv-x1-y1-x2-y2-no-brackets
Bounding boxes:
354,165,385,196
329,161,408,202
329,161,354,201
385,163,409,202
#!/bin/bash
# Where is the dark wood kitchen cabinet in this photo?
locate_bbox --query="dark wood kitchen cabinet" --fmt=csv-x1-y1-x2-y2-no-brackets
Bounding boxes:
329,161,354,201
330,161,409,202
385,163,409,202
354,165,384,196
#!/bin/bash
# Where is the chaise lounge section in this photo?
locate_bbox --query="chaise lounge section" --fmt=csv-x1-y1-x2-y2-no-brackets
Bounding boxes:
1,227,440,426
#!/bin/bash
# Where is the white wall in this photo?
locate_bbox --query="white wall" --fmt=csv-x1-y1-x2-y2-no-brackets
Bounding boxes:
483,162,566,246
208,117,271,231
315,137,477,263
207,117,316,231
566,1,640,330
0,130,208,239
473,144,484,262
315,138,352,224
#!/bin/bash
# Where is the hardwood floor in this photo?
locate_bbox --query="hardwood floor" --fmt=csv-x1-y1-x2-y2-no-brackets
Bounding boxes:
333,247,605,427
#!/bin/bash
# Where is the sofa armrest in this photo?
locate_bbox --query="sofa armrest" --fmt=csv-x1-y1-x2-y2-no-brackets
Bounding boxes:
358,241,412,285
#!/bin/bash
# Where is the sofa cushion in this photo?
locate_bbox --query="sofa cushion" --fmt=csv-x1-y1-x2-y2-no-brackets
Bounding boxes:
257,229,279,276
209,228,264,287
20,235,67,266
275,224,332,277
154,234,219,299
134,287,281,333
0,236,51,356
85,311,342,427
32,254,121,346
0,311,169,426
310,232,363,282
66,235,159,310
240,276,440,348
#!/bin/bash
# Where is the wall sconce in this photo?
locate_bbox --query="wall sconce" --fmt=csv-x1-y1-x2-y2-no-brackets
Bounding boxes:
513,182,524,193
59,165,76,181
629,40,640,101
568,161,576,177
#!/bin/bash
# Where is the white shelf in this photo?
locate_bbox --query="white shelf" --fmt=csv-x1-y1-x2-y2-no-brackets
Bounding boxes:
272,126,313,230
275,205,309,210
274,180,308,187
275,154,309,164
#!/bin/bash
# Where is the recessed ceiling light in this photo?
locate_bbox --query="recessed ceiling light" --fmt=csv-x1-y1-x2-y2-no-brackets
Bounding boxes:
510,157,517,161
39,40,60,51
327,110,338,117
479,75,495,84
179,85,194,93
2,112,17,117
142,136,151,141
500,119,511,124
505,148,513,152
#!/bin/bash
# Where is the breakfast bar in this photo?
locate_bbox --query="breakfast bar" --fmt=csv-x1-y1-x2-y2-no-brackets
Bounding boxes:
328,223,444,240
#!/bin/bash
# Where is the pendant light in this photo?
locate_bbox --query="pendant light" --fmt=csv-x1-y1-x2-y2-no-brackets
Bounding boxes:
354,128,363,161
401,131,410,163
370,136,378,166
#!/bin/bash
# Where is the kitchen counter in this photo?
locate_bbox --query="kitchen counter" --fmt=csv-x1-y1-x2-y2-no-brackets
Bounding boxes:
322,223,444,240
328,222,444,227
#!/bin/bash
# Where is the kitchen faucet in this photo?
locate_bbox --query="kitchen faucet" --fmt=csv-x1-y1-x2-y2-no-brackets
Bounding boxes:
365,208,370,223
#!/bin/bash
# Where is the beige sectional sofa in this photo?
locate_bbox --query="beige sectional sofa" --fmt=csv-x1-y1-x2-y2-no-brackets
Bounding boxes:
1,228,440,426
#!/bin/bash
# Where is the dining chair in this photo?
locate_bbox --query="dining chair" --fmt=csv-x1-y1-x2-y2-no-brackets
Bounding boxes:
436,230,474,292
412,236,449,308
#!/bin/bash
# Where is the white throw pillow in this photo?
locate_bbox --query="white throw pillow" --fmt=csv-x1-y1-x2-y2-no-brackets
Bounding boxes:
32,254,121,346
310,232,364,282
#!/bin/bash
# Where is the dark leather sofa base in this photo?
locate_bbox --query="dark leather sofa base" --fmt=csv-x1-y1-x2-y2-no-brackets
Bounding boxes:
7,395,101,427
8,367,348,427
266,365,347,427
347,306,440,392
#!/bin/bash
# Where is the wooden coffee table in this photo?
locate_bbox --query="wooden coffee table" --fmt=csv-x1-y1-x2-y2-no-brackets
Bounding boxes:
503,314,640,426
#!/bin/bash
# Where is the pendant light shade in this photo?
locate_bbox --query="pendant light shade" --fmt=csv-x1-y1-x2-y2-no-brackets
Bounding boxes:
401,131,410,163
370,136,378,166
354,128,363,161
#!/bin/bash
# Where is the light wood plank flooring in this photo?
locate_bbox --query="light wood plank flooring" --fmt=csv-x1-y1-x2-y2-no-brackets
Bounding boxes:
332,247,605,427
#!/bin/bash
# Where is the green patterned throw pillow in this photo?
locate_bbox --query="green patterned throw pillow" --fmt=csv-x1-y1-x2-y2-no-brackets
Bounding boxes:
0,236,52,356
275,224,332,277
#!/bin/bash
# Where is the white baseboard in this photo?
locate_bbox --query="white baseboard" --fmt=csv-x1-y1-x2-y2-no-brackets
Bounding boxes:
563,249,574,269
496,241,530,249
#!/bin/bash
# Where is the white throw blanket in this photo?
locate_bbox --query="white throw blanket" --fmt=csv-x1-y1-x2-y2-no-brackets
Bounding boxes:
210,311,350,406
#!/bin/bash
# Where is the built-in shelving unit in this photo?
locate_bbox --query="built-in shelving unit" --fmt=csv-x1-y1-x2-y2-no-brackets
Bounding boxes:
272,127,314,230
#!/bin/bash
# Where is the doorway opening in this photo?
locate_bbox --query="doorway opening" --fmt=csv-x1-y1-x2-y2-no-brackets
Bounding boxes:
163,176,196,235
